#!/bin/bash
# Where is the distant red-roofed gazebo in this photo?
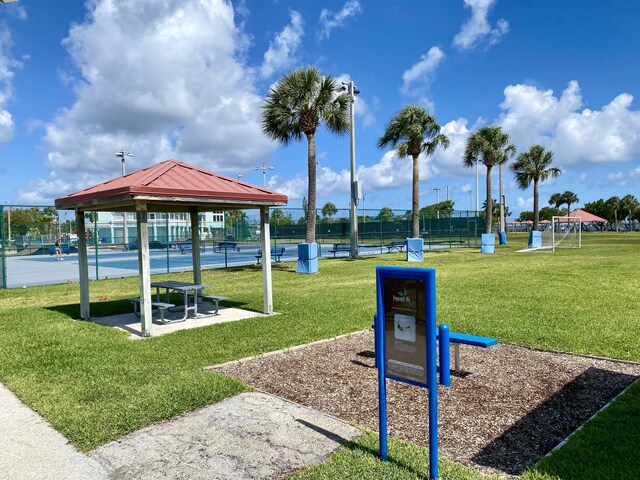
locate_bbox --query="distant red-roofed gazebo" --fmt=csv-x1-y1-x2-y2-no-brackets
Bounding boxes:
55,160,288,337
558,209,608,224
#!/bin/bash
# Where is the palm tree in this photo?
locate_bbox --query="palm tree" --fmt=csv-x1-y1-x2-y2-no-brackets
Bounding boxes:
548,192,564,211
621,194,639,229
321,202,338,222
562,191,579,216
510,145,561,230
378,105,449,238
262,67,349,243
463,126,516,234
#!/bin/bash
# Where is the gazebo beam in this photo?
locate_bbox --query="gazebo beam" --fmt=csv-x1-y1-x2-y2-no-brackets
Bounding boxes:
136,202,153,337
190,210,202,286
76,211,90,320
260,206,273,314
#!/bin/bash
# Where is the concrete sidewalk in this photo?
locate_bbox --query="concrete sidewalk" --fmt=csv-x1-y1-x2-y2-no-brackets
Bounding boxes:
1,385,360,480
0,384,109,480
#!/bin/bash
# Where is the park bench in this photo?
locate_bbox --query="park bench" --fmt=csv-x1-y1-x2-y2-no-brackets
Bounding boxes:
435,330,498,374
386,240,406,253
255,246,285,264
48,246,71,255
215,241,238,252
187,293,229,314
179,243,205,255
127,297,175,323
328,243,351,257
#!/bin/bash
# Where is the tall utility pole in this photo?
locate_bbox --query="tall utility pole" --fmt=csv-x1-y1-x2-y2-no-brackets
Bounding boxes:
466,189,472,211
433,187,441,204
115,150,133,177
475,162,479,213
255,164,275,188
343,80,360,259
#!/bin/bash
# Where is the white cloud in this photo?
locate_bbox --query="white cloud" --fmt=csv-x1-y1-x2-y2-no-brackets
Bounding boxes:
516,196,533,209
318,0,362,40
260,10,304,79
400,46,445,108
21,0,275,202
453,0,509,50
498,81,640,166
0,21,25,144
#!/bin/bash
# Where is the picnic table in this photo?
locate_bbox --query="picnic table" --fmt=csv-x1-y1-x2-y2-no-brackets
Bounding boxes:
150,280,210,323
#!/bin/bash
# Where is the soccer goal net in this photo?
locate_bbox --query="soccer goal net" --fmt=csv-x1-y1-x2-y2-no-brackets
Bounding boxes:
540,217,582,252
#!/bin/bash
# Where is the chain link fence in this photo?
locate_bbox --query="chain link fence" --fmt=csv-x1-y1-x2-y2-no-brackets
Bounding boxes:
1,205,482,289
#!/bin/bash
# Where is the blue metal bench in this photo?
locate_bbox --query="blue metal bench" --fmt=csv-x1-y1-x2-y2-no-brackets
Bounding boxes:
215,241,238,252
436,330,498,374
179,243,205,255
328,243,351,257
255,247,285,264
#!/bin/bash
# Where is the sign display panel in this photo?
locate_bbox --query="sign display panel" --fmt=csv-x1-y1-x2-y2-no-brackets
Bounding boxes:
383,277,427,386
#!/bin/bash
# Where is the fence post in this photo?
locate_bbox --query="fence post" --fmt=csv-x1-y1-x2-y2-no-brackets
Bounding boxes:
0,205,6,289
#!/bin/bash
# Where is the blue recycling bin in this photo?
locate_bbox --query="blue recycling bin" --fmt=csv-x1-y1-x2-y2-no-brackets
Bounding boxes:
481,233,495,254
296,242,318,274
499,231,507,245
529,231,542,248
406,238,424,262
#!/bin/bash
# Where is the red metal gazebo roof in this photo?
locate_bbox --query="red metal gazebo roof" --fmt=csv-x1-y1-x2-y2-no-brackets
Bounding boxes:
55,159,288,211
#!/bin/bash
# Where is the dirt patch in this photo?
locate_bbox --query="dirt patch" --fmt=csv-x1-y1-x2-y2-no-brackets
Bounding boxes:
210,331,640,477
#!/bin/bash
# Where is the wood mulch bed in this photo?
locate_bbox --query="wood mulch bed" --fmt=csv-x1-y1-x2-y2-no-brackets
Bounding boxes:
210,331,640,477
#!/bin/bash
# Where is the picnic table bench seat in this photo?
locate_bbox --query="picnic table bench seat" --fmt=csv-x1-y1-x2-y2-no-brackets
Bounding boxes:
386,240,406,253
255,247,285,264
328,244,351,257
128,297,175,323
187,293,229,314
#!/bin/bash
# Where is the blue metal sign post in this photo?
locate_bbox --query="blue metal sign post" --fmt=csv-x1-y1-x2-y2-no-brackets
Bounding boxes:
375,266,449,480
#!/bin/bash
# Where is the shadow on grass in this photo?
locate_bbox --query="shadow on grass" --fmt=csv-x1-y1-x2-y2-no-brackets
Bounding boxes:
472,367,638,476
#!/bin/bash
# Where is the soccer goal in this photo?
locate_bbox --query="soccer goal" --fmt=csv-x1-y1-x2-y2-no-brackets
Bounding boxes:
540,216,582,252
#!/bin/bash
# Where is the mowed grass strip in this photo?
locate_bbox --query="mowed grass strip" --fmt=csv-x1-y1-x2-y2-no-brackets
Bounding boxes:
0,232,638,460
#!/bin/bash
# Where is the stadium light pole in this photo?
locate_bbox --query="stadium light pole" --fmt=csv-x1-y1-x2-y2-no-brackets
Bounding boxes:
115,150,133,177
475,162,479,213
255,164,274,188
443,185,451,202
342,80,360,259
433,187,441,204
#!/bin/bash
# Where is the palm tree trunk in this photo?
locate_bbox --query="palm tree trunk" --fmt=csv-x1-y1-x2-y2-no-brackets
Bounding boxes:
532,178,539,230
306,132,317,243
412,154,420,238
485,164,493,234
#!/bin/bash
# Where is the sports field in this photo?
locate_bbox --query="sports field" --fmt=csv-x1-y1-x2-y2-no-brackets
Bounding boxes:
0,231,638,479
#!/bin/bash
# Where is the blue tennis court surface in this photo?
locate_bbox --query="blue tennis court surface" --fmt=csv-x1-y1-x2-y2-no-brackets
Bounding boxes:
4,243,451,288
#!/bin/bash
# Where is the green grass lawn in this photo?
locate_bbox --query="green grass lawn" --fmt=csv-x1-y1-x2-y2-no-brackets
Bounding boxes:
0,232,638,478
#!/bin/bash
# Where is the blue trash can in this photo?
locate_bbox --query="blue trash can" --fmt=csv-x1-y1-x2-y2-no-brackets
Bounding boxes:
296,242,318,274
499,231,507,245
406,238,424,262
481,233,495,254
529,231,542,248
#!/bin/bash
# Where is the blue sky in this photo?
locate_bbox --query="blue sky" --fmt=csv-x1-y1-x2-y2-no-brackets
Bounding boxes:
0,0,639,217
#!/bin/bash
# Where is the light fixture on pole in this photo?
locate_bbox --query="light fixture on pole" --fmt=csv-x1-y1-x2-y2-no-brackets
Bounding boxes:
443,185,451,202
255,164,275,188
433,187,441,204
342,80,360,259
115,150,133,177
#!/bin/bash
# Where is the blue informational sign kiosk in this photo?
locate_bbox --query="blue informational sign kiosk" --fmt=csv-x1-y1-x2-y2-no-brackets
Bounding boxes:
375,266,450,480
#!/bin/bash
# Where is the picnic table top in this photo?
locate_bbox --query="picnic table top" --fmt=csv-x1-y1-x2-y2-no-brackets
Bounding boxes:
151,281,210,291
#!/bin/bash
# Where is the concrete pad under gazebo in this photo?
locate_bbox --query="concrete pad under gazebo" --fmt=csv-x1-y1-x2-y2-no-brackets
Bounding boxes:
55,159,288,337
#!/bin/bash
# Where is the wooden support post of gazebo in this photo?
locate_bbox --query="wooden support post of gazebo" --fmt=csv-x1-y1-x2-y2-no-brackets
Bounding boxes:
56,160,288,337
